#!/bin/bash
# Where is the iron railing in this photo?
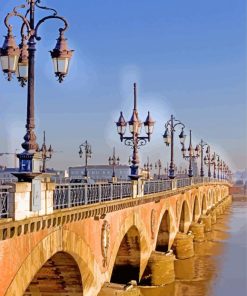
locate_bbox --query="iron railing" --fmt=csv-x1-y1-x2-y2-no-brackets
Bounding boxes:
54,182,133,209
144,180,172,195
53,177,228,209
177,178,191,188
0,185,11,218
0,177,229,218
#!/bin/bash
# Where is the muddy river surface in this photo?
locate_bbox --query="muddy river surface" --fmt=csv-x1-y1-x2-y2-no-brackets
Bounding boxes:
140,200,247,296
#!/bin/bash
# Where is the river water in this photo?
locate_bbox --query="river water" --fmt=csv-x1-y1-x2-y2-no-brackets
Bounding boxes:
140,200,247,296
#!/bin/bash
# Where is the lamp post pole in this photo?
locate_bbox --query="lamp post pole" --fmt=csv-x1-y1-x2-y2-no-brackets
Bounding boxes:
217,156,220,179
79,141,92,178
181,130,199,177
144,157,152,180
0,1,73,181
116,83,155,180
39,131,53,173
155,159,162,179
163,115,186,179
108,147,120,179
198,139,207,177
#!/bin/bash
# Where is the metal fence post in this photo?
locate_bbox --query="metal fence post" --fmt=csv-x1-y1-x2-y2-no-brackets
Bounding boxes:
98,184,102,203
110,183,113,200
68,184,71,208
85,184,88,205
120,183,123,199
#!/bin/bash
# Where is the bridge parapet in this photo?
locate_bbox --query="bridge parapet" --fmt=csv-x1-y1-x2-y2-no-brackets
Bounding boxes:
0,178,230,223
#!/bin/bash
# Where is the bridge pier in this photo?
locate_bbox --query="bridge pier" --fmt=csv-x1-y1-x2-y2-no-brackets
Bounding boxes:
146,251,175,286
173,232,194,259
210,207,217,224
189,222,205,242
200,214,212,232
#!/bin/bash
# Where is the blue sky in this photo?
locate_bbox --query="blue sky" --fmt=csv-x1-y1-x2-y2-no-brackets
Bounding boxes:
0,0,246,171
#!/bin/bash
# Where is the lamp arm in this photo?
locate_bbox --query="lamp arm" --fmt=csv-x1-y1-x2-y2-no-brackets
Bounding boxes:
4,6,31,33
173,120,185,130
34,15,68,40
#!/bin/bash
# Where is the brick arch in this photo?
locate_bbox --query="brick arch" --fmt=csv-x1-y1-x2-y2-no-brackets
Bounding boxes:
24,252,83,295
207,188,213,208
155,205,176,250
155,210,170,252
178,199,191,233
192,195,200,222
110,225,141,284
108,212,150,282
212,188,216,205
201,193,207,215
5,230,101,296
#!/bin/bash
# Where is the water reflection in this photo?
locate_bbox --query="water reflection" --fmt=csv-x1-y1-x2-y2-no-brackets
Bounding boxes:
140,201,247,296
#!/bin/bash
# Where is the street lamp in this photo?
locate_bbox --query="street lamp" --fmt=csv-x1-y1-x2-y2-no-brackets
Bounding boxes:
0,1,73,181
39,131,53,173
116,83,155,180
108,147,120,179
79,141,92,178
216,155,221,179
155,159,162,179
144,157,153,180
198,139,208,177
203,145,215,178
163,115,186,179
181,130,199,177
210,152,219,179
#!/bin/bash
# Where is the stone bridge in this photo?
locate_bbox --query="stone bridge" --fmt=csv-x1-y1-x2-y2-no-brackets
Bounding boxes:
0,178,231,296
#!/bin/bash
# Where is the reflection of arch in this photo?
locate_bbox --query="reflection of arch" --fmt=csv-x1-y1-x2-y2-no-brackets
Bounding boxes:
24,252,83,294
202,194,207,215
179,201,190,233
6,230,100,296
156,210,170,252
111,226,140,284
193,196,200,222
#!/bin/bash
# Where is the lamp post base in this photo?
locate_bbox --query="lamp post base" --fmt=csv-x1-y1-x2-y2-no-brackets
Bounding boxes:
14,151,42,182
168,168,175,179
129,165,141,180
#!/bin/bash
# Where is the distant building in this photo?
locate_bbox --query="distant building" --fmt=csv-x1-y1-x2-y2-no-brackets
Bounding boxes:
48,169,69,183
69,165,130,181
0,167,18,184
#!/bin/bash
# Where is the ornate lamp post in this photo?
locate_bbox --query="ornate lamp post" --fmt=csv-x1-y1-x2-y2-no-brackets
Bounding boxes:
0,1,73,181
221,161,225,179
39,131,53,173
144,157,152,180
116,83,155,180
210,152,218,179
155,159,162,179
181,130,199,177
216,156,221,180
203,145,215,178
163,115,186,179
108,147,120,179
198,139,208,177
79,141,92,178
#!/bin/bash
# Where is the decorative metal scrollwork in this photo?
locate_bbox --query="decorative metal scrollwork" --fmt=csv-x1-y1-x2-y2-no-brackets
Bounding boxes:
137,138,147,148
